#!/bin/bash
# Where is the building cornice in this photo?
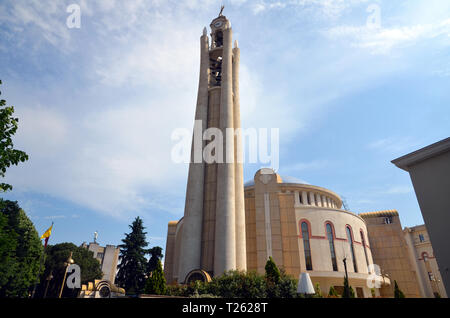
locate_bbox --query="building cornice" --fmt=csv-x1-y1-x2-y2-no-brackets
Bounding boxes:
391,137,450,172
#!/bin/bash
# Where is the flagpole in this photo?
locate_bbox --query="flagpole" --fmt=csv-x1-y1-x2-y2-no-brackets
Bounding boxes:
31,222,53,298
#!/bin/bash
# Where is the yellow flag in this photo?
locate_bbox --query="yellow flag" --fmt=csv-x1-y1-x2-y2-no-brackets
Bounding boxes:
40,224,53,240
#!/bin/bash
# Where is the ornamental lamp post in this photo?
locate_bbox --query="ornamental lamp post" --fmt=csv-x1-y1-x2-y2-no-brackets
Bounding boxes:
58,252,74,298
43,271,53,298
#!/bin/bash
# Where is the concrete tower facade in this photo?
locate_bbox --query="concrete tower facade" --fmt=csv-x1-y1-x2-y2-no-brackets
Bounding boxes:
164,13,246,284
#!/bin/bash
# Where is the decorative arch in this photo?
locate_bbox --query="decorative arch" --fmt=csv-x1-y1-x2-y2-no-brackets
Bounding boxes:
324,221,337,239
298,219,312,238
184,269,212,284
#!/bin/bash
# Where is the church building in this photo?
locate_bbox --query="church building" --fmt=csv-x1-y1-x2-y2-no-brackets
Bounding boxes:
163,13,446,298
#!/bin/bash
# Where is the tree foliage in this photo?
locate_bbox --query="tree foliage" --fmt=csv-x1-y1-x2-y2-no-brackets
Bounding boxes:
166,265,299,298
115,216,149,295
144,259,166,295
0,200,43,297
314,283,323,298
35,242,103,298
265,256,281,284
0,80,29,192
147,246,163,275
328,285,340,297
342,275,355,298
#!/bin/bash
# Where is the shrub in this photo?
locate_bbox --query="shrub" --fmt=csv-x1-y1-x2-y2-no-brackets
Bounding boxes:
328,286,340,298
144,260,166,295
314,283,323,298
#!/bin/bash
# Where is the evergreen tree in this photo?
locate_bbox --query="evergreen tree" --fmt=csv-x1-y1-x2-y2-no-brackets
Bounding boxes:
144,259,166,295
342,275,355,298
328,286,339,297
146,246,163,275
0,200,42,297
265,256,281,284
265,257,284,298
394,280,405,298
115,217,149,295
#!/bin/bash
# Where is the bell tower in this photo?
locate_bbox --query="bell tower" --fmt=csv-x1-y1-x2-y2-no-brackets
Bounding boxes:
175,10,246,283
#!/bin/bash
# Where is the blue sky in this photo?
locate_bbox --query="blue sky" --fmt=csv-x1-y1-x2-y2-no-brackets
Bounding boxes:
1,0,449,256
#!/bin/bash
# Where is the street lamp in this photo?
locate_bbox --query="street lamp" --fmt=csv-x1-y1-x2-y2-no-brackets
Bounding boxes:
43,271,53,298
58,252,74,298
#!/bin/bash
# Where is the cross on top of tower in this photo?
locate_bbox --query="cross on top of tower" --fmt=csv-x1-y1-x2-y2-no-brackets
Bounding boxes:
219,5,225,17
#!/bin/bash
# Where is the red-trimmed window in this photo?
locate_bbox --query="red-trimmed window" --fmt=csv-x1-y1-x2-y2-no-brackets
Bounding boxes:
326,223,338,271
301,222,313,270
346,226,358,273
360,231,370,272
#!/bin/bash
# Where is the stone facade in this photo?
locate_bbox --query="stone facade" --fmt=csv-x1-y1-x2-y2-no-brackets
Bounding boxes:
392,137,450,294
164,14,246,284
359,211,421,297
82,242,120,284
404,224,448,297
243,168,389,298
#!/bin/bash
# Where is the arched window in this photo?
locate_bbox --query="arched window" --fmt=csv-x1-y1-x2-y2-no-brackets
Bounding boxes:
422,252,429,262
346,226,358,273
215,31,223,47
360,231,370,272
326,223,338,271
301,222,313,270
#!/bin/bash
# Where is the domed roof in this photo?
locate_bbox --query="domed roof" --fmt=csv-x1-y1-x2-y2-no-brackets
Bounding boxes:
244,175,310,187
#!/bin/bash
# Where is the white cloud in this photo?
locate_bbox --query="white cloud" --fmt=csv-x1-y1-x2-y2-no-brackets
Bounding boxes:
367,137,422,155
0,1,72,51
326,19,450,54
284,160,329,172
384,185,413,195
2,0,447,222
250,0,370,18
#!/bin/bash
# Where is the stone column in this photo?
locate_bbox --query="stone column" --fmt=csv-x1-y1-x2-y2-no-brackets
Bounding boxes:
309,192,316,206
302,191,308,206
316,194,322,207
322,195,327,208
177,30,210,283
214,26,236,277
294,191,301,207
233,41,247,271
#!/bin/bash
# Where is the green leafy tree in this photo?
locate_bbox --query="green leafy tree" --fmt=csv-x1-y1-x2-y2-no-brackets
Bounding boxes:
0,200,43,297
165,269,298,298
115,216,149,295
206,270,268,298
35,242,103,298
147,246,163,275
394,280,405,298
0,80,29,192
144,259,166,295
